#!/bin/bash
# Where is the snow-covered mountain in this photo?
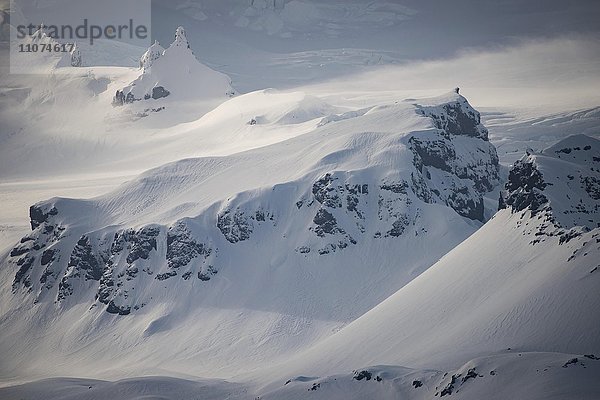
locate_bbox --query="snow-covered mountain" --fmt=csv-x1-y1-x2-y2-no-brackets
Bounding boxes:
0,91,501,379
1,2,599,398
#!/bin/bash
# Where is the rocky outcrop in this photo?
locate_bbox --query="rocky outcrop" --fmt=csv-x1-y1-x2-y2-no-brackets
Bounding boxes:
415,96,488,140
166,223,211,269
407,96,499,222
500,158,548,215
29,204,58,230
500,135,599,233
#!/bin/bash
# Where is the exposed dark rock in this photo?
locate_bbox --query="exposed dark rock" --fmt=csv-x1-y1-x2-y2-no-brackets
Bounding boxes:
68,236,102,281
409,136,455,173
29,205,58,230
387,215,410,237
313,209,340,237
125,266,138,280
39,266,56,287
166,224,211,269
96,268,115,304
297,246,310,254
106,300,131,315
156,271,177,281
559,230,582,245
312,173,342,208
506,159,547,193
447,187,484,222
198,266,217,281
417,100,487,140
57,278,73,300
12,255,35,290
440,374,459,397
582,176,600,200
412,380,423,388
9,245,30,258
381,182,408,194
150,86,170,100
353,370,372,381
411,173,433,204
461,368,478,382
125,227,160,264
40,249,56,266
198,272,211,281
217,210,253,243
562,358,579,368
555,147,572,155
501,159,549,215
112,90,135,106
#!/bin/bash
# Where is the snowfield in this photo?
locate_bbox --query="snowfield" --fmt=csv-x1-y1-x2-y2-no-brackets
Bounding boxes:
1,2,600,399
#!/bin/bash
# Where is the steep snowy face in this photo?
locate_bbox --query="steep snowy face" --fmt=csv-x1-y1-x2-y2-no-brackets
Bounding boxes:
501,134,600,230
113,26,234,105
1,93,500,377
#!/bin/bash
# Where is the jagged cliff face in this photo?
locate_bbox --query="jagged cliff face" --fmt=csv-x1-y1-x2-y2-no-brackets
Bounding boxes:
5,93,500,318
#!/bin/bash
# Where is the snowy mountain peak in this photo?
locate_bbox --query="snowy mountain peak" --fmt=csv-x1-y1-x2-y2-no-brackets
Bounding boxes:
113,26,234,106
